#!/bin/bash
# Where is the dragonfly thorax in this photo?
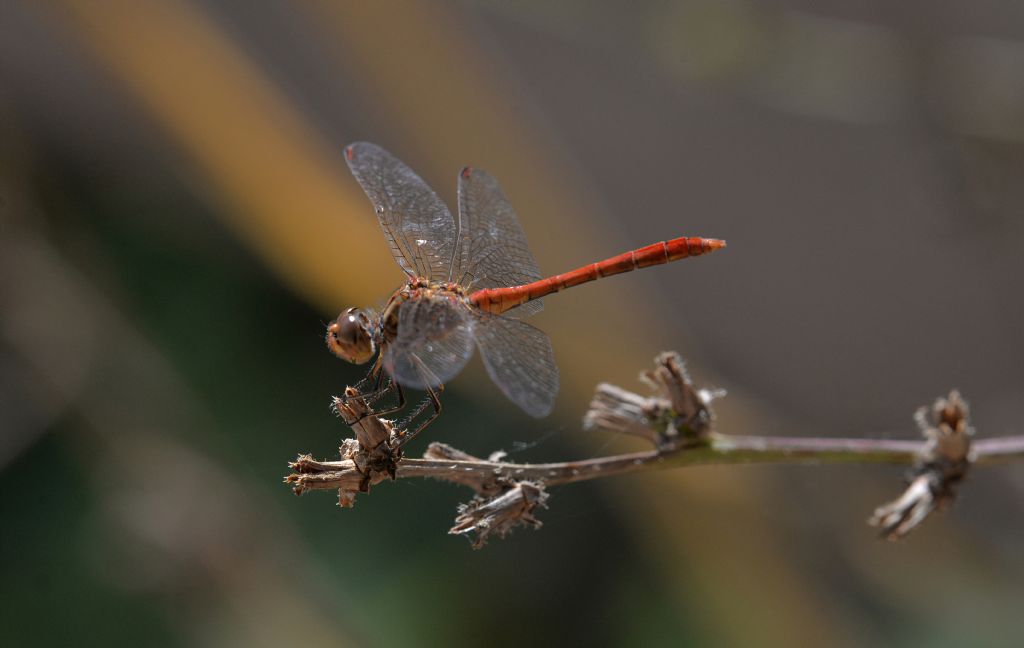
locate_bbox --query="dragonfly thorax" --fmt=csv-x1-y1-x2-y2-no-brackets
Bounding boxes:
381,280,471,345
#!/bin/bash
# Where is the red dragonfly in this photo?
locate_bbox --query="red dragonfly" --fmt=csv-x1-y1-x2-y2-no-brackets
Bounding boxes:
328,142,724,439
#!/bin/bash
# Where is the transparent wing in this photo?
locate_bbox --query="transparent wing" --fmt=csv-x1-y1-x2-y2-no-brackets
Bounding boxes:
384,297,476,390
455,167,543,318
345,142,457,280
474,312,558,417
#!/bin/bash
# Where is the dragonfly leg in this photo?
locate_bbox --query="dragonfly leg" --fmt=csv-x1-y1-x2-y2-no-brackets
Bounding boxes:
360,367,394,409
350,368,375,395
395,357,444,448
342,361,382,406
394,391,431,432
349,356,389,399
396,382,443,449
341,378,409,427
339,358,411,426
369,380,407,419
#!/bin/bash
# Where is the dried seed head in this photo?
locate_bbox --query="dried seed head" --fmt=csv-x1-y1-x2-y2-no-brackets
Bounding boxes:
919,390,974,470
585,352,720,449
449,481,548,549
869,390,974,540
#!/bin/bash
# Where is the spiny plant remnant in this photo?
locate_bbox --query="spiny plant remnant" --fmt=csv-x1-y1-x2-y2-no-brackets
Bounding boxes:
869,390,974,540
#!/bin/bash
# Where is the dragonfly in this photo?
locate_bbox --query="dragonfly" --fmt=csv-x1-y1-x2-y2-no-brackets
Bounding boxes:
328,142,725,444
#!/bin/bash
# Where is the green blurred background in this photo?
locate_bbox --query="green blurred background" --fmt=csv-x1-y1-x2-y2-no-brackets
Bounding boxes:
2,1,1023,646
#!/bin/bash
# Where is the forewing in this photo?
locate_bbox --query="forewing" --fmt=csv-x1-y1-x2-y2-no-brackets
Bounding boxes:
384,297,476,390
456,167,543,318
474,312,558,417
345,142,457,280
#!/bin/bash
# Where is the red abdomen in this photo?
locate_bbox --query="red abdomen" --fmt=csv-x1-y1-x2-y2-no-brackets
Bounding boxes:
470,236,725,315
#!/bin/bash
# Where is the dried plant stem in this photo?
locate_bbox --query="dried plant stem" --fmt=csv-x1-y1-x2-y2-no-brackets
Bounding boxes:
289,433,1024,495
286,352,1024,546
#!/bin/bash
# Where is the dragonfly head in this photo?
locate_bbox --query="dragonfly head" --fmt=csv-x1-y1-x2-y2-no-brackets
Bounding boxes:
326,307,376,364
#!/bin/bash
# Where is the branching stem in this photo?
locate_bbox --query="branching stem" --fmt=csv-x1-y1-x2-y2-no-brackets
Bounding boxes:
286,352,1024,546
288,433,1024,494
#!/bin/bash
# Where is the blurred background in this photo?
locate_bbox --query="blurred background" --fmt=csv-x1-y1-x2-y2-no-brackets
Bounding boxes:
2,1,1023,646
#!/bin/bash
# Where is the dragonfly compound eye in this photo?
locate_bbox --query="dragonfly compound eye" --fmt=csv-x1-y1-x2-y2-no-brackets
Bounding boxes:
326,309,376,364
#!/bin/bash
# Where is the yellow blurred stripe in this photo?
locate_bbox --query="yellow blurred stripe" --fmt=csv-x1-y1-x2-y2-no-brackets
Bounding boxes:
52,0,397,309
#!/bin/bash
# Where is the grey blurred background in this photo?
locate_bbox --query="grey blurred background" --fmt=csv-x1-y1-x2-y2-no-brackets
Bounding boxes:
2,1,1023,646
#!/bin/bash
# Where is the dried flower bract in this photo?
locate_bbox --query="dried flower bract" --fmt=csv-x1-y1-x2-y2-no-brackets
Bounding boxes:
870,390,974,540
450,481,549,549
